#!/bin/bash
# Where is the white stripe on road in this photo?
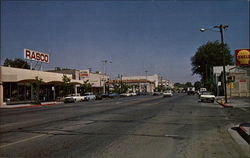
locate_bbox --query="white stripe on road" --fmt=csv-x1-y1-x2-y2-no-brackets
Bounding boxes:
239,107,248,112
0,134,45,149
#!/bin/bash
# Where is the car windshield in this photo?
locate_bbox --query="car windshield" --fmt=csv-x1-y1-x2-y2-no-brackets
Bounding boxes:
202,92,213,95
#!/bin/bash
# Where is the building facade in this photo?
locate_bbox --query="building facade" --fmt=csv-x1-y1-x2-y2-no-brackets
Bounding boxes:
213,65,250,97
1,66,83,106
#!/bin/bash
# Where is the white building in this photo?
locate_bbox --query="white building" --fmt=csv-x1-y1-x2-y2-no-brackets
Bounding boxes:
122,74,160,87
80,69,109,94
213,65,250,97
0,66,83,107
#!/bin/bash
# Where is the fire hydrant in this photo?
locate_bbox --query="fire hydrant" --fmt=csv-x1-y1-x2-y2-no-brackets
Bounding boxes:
220,98,225,104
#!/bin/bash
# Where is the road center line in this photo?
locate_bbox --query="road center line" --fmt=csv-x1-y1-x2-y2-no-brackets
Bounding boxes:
0,134,45,149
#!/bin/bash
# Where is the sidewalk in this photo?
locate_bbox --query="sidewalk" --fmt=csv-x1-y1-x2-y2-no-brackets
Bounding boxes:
0,101,63,109
216,96,250,108
220,97,250,144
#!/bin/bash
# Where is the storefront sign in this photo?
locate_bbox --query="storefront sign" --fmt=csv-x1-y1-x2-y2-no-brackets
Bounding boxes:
227,82,234,88
24,49,49,63
235,49,250,66
80,70,89,77
240,79,246,82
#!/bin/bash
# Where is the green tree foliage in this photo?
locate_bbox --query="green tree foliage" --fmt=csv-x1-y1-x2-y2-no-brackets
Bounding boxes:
32,76,43,104
112,82,129,94
155,85,166,92
194,81,201,90
185,82,193,88
191,41,233,82
62,75,73,96
174,83,183,88
79,80,92,95
4,58,30,69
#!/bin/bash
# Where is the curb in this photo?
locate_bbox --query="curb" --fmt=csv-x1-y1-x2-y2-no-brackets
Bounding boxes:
216,100,233,108
0,102,63,109
239,123,250,144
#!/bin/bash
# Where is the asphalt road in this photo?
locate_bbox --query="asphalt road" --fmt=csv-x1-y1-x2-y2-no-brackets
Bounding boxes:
0,94,249,158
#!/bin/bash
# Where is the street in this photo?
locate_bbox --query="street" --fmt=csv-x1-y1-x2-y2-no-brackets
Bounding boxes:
0,94,249,158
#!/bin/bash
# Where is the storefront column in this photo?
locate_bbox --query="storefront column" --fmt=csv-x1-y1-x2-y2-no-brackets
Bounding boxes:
74,85,78,95
0,67,3,107
0,83,3,107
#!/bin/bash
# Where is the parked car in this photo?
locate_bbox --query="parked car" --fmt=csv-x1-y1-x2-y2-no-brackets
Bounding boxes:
138,92,147,96
95,94,103,100
130,92,137,96
101,94,110,98
64,94,85,103
153,92,161,96
200,91,215,103
120,93,131,97
163,90,173,97
83,93,96,101
108,93,120,98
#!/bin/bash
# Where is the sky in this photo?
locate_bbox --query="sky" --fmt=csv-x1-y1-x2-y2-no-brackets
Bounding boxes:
1,0,249,83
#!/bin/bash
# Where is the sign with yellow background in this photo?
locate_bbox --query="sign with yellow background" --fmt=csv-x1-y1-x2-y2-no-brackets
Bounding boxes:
227,82,234,88
235,49,250,66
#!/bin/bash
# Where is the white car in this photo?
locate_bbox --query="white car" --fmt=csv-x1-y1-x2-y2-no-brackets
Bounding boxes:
200,91,215,103
163,91,173,97
64,94,85,103
83,93,96,101
120,93,131,97
130,92,137,96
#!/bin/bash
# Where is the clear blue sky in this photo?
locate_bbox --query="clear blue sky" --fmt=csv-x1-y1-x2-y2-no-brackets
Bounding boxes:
1,0,249,83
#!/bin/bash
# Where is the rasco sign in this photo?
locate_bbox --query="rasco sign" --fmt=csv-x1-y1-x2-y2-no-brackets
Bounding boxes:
24,49,49,63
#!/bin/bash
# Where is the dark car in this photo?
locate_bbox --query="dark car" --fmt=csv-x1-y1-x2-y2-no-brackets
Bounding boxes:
108,93,120,98
95,94,103,100
101,94,110,98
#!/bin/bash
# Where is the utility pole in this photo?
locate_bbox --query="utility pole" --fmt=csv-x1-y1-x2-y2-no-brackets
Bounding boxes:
0,66,3,107
145,70,148,93
101,60,112,94
215,24,228,103
200,24,228,103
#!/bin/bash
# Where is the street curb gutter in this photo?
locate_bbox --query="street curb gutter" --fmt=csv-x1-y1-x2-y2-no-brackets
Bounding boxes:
0,102,63,109
228,127,250,157
239,123,250,144
216,100,233,108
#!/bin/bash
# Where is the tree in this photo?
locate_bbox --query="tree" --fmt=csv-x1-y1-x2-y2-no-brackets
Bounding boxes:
62,75,73,96
4,58,30,69
191,41,233,89
174,83,182,88
79,80,92,95
194,81,201,90
32,76,43,104
185,82,193,88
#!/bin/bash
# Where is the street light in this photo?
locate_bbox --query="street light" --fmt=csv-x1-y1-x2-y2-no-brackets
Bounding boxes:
101,60,112,94
200,24,229,103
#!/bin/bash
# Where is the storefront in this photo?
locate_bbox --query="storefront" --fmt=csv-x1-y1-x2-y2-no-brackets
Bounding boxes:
0,66,83,106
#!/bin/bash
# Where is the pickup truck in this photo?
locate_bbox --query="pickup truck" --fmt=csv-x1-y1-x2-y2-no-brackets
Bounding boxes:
64,94,85,103
200,91,215,103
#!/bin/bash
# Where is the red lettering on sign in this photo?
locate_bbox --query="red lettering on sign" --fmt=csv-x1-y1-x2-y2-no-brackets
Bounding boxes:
26,50,31,59
31,52,36,59
40,54,44,61
24,49,49,63
240,79,246,82
44,55,48,62
36,53,40,60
